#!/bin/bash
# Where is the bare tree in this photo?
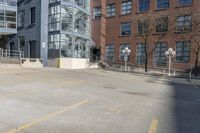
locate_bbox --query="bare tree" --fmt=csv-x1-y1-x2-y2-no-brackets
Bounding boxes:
136,14,176,72
180,13,200,76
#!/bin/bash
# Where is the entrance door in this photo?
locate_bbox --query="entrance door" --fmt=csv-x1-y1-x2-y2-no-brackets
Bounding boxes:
30,41,36,58
9,42,15,57
90,47,100,62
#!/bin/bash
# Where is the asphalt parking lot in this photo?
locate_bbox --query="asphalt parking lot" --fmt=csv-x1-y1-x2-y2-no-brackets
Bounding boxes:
0,67,200,133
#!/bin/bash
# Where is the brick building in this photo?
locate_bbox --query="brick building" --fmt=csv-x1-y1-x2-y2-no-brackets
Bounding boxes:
91,0,200,70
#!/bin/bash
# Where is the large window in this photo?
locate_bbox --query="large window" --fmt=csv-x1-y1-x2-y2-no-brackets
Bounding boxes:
176,15,192,32
120,22,131,36
138,21,149,34
120,43,130,60
157,0,169,9
0,10,16,29
18,10,25,27
121,1,132,15
48,34,60,58
107,4,116,17
154,42,167,66
93,6,101,19
30,7,35,24
139,0,150,12
156,17,168,33
105,44,115,61
49,5,61,31
176,41,190,63
136,43,146,65
177,0,192,6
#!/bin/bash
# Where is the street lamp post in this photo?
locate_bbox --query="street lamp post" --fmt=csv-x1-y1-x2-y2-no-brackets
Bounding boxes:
122,47,131,71
165,48,176,76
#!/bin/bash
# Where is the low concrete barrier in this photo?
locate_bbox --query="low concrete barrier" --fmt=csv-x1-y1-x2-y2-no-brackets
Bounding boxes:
48,58,98,69
21,58,43,68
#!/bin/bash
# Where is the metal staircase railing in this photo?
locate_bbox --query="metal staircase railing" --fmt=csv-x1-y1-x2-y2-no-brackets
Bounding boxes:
0,49,24,58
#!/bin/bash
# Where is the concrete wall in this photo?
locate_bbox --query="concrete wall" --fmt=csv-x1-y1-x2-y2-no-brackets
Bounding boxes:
48,58,92,69
59,58,90,69
48,58,59,68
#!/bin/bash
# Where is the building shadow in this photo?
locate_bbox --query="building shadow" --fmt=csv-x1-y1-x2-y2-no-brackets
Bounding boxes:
167,78,200,133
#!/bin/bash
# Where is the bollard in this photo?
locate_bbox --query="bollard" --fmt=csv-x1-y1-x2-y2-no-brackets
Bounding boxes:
189,71,192,79
163,70,165,76
173,71,176,76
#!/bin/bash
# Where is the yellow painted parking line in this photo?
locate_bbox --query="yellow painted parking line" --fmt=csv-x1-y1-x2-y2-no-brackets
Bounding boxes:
5,100,89,133
108,107,122,114
148,119,158,133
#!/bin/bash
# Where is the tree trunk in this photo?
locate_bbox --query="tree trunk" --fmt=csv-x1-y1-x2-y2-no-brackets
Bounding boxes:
195,52,199,76
145,56,148,73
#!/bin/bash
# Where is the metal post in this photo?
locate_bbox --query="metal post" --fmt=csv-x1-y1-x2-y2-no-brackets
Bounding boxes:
168,57,171,76
122,47,131,71
5,50,7,57
125,60,127,71
19,51,22,65
1,49,3,58
189,66,192,79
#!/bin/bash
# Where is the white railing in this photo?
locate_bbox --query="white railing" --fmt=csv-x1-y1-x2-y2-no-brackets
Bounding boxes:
0,0,17,7
0,49,24,58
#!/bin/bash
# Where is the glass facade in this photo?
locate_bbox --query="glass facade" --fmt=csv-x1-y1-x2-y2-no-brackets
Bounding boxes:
0,0,17,31
48,0,90,59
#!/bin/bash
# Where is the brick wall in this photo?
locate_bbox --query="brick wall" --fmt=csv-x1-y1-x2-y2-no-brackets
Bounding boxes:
91,0,200,70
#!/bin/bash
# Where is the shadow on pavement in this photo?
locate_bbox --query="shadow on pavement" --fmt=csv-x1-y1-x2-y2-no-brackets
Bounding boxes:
168,79,200,133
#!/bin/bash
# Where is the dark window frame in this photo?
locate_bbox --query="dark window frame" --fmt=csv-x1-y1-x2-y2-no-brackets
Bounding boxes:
136,43,147,65
120,22,131,36
156,17,168,33
157,0,169,9
177,0,193,6
176,41,190,63
154,42,167,66
121,0,132,15
139,0,150,12
176,15,192,32
105,44,115,61
107,3,116,17
30,7,36,24
93,6,101,19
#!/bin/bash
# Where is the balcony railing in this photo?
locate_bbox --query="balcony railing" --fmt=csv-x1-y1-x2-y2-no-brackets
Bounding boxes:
0,0,17,7
0,21,16,29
